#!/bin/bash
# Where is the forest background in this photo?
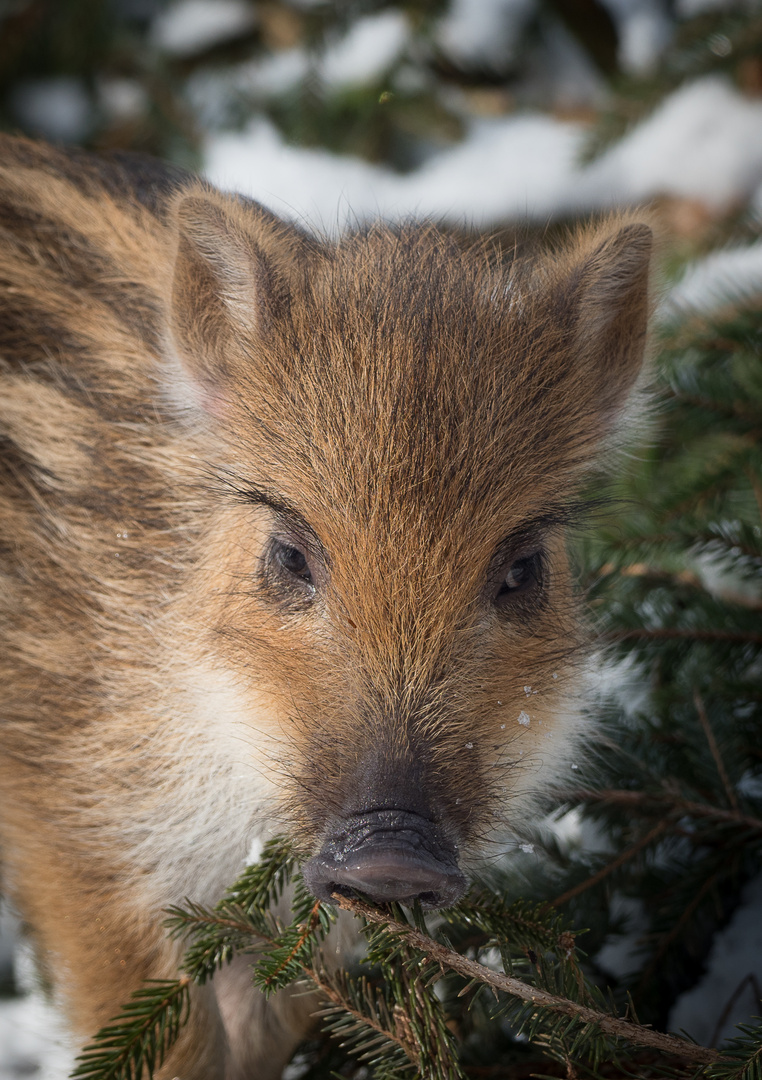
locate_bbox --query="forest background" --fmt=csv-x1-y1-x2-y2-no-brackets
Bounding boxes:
0,0,761,1077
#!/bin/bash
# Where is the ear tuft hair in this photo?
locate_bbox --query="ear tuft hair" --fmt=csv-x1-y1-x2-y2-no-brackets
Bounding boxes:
562,218,654,434
166,189,304,417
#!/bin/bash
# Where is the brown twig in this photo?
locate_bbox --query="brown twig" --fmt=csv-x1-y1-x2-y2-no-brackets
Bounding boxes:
606,628,762,645
334,894,721,1066
262,900,322,987
551,820,669,908
635,873,719,996
694,691,739,811
568,788,762,834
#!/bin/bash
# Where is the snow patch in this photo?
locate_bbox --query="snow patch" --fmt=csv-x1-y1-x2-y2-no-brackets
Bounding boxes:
0,993,74,1080
435,0,534,69
669,871,762,1046
203,111,587,230
151,0,257,56
586,77,762,211
321,10,410,89
665,242,762,314
10,78,92,142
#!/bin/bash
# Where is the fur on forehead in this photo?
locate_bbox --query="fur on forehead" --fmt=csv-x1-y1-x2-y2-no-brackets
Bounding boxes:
169,194,653,533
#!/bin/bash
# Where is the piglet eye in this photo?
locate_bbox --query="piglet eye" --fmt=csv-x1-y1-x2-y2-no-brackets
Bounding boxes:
494,552,542,607
264,538,316,598
275,541,313,585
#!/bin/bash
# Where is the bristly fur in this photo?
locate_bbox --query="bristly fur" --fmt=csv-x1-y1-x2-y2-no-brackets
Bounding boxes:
0,134,654,1078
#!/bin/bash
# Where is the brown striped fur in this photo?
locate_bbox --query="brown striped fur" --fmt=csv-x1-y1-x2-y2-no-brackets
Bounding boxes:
0,134,653,1077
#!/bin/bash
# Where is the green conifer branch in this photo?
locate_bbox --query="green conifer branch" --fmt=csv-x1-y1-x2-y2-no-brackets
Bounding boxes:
707,1022,762,1080
307,948,466,1079
70,978,191,1080
310,967,419,1076
334,893,721,1067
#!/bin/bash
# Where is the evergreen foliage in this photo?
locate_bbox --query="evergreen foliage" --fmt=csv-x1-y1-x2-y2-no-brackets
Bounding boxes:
71,980,190,1080
563,292,762,1031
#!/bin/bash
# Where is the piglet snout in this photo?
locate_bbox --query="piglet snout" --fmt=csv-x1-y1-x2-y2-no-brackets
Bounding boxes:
302,809,467,908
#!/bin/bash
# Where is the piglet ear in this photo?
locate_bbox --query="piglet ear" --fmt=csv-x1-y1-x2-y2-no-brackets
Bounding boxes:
166,189,293,415
568,221,653,428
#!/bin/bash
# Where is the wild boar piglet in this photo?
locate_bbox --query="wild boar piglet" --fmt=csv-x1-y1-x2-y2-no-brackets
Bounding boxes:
0,135,652,1078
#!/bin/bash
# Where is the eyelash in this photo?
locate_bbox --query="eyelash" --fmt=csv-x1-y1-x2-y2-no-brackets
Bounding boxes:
260,534,545,612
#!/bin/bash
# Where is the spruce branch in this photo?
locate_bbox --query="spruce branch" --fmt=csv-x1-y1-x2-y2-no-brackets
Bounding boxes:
260,898,321,987
334,894,721,1067
705,1021,762,1080
635,873,720,997
309,967,418,1067
307,946,466,1079
746,465,762,522
252,896,335,997
446,891,580,960
165,899,269,984
70,978,191,1080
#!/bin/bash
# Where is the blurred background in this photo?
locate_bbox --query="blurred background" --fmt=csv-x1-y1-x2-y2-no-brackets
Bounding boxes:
1,1,762,1077
2,0,762,239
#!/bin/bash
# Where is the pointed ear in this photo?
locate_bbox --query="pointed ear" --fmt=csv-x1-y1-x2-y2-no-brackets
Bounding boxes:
567,221,653,428
166,189,298,415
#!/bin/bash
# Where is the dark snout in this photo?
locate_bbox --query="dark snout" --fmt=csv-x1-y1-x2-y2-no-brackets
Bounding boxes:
302,809,467,909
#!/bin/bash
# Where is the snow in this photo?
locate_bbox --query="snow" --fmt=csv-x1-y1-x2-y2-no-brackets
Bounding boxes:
215,46,309,101
675,0,741,15
9,78,92,142
604,0,673,74
0,923,74,1079
669,871,762,1046
98,77,148,122
204,77,762,230
665,241,762,314
0,994,74,1080
596,894,650,980
320,10,410,89
151,0,257,56
435,0,534,69
584,77,762,212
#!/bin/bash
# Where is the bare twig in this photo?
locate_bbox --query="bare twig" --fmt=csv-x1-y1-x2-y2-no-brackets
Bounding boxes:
606,628,762,645
694,691,739,811
568,789,762,834
635,873,719,996
334,895,721,1066
709,973,762,1049
551,820,669,908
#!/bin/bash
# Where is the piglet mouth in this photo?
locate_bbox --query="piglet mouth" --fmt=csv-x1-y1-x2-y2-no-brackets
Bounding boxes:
301,808,467,909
